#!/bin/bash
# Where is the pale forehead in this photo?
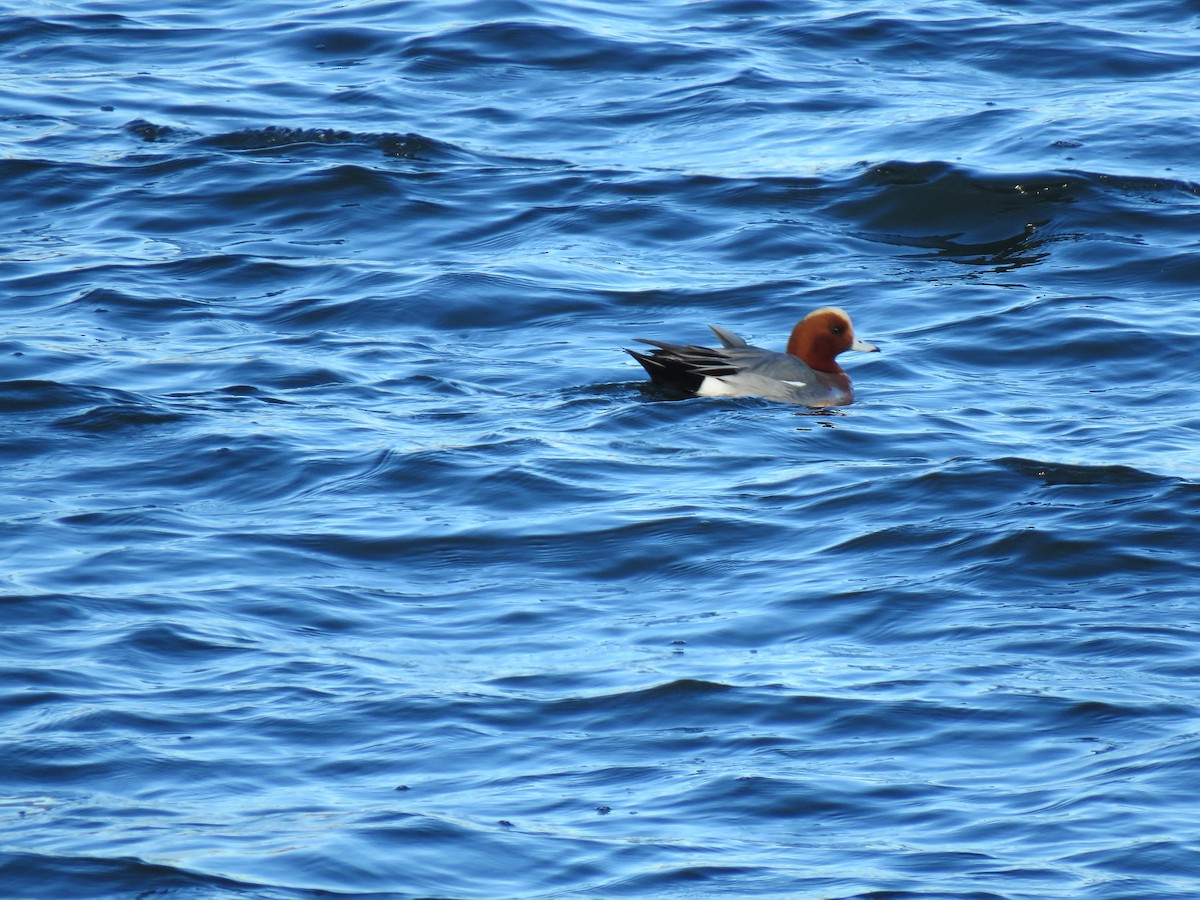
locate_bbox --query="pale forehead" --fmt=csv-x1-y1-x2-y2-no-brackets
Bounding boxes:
803,306,852,325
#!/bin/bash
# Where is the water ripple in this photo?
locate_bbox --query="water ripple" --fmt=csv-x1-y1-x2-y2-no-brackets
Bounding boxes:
5,1,1200,897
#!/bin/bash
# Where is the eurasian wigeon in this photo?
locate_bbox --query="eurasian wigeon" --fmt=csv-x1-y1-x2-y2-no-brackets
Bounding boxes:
627,306,878,407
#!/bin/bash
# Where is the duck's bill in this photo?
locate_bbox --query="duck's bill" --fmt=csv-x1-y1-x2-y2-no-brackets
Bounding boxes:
851,337,879,353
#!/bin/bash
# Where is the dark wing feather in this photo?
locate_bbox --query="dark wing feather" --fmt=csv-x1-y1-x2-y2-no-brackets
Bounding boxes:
626,339,739,393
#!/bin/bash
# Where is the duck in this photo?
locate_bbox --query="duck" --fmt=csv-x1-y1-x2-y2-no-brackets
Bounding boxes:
627,306,878,407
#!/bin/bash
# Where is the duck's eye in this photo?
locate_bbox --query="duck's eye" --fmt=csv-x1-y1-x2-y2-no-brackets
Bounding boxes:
830,324,844,335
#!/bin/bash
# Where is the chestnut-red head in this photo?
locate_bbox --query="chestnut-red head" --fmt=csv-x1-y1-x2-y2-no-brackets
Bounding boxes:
785,307,878,373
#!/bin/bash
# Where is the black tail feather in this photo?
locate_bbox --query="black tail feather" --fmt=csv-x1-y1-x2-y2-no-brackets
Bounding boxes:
626,341,738,394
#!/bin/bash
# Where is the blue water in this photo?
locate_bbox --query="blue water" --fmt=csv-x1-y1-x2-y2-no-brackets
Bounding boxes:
3,1,1200,897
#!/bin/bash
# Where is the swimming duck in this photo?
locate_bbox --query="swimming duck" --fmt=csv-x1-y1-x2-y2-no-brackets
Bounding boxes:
627,306,878,407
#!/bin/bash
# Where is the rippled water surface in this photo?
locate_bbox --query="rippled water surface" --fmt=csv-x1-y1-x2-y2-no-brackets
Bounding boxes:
3,1,1200,898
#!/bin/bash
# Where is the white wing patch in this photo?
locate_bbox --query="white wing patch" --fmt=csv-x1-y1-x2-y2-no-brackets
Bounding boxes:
696,376,740,397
